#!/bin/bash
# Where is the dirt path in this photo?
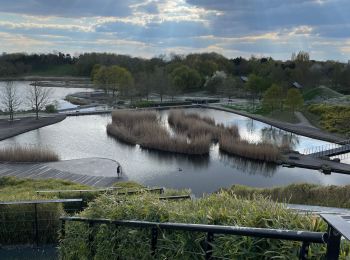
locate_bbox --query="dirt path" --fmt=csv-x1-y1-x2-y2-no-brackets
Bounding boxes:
205,105,345,143
294,112,316,128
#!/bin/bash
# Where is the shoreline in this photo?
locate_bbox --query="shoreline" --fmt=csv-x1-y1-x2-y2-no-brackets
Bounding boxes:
203,104,345,143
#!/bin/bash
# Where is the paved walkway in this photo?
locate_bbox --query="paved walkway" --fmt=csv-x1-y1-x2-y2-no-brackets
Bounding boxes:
0,115,66,141
206,105,345,143
0,158,123,187
294,112,316,128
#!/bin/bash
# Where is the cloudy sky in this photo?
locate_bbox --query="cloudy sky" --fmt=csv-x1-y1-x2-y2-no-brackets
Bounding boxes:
0,0,350,61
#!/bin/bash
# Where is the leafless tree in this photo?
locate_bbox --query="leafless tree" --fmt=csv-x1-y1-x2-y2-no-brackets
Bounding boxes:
27,82,53,120
0,81,21,121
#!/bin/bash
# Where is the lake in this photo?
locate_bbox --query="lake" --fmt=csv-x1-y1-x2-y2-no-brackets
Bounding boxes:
0,81,94,111
1,107,350,196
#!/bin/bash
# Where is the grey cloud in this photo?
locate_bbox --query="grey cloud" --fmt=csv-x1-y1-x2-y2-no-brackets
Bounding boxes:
0,0,142,17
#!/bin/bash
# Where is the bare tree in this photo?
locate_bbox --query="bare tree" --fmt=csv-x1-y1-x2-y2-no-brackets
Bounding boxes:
27,82,52,120
0,81,21,121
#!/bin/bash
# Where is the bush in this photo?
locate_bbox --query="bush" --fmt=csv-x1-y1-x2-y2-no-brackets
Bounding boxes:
59,191,344,259
224,183,350,209
45,104,57,113
0,145,59,162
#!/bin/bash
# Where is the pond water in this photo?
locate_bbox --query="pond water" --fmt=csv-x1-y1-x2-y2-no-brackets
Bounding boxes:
2,108,350,196
0,81,94,111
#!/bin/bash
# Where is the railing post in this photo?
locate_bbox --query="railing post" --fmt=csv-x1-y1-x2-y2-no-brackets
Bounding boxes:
60,219,66,240
151,227,158,256
299,241,309,260
326,225,341,260
205,232,214,260
88,221,95,258
34,203,39,247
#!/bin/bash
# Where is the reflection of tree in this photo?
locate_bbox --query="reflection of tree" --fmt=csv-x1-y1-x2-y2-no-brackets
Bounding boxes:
219,152,277,177
260,127,299,150
246,119,256,134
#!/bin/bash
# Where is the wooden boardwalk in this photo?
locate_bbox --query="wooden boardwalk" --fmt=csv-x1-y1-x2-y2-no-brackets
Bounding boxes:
309,143,350,158
0,163,119,187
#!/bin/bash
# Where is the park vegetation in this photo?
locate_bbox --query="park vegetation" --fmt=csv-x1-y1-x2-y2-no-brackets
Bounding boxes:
107,110,284,162
59,189,350,259
224,183,350,209
0,145,59,162
308,104,350,136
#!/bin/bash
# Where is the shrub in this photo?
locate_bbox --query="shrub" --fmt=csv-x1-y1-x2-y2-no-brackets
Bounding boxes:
45,104,57,113
224,183,350,209
0,145,59,162
59,191,342,259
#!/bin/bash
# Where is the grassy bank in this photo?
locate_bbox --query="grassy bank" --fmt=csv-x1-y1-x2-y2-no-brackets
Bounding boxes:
0,146,59,162
59,190,350,259
308,104,350,136
224,183,350,209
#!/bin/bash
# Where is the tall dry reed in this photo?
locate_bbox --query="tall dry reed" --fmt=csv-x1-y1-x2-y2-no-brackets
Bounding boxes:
108,110,211,155
0,146,59,162
219,134,280,162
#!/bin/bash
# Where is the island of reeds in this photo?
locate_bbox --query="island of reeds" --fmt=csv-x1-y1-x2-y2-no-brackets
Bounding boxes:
107,109,284,162
0,146,59,162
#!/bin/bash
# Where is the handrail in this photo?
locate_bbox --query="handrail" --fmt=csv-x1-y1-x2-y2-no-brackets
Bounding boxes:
0,198,82,205
36,187,121,194
59,216,333,259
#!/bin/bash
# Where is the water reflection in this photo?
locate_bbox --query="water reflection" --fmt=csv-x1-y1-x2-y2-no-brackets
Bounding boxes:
261,127,300,149
219,152,277,177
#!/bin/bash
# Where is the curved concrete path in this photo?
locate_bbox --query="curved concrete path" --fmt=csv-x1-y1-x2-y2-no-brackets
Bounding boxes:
0,158,125,187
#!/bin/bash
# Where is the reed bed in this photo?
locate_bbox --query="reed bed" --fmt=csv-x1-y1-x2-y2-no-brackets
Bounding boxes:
0,145,59,162
219,133,281,162
107,110,211,155
168,110,239,141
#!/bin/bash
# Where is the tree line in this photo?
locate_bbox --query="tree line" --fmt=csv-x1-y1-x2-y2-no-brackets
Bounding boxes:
1,51,349,94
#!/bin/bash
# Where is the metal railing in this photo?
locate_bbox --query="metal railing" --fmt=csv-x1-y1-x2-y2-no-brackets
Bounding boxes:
0,199,82,247
59,216,345,259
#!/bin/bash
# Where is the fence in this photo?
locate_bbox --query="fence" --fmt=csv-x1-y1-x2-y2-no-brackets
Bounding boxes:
60,215,348,260
0,199,82,246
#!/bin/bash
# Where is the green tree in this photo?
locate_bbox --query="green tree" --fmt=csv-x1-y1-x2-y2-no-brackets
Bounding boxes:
262,84,283,111
152,67,172,102
171,65,201,92
285,88,304,112
108,65,134,97
246,74,271,107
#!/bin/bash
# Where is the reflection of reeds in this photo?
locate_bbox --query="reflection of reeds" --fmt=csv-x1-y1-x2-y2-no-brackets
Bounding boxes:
0,146,59,162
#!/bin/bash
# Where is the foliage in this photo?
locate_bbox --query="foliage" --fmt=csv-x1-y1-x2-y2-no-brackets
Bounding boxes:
171,65,201,91
303,86,344,101
0,145,59,162
45,104,57,113
285,88,304,111
262,84,283,111
59,191,341,259
308,104,350,135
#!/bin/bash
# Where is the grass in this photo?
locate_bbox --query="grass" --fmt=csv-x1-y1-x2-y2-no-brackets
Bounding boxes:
304,86,343,101
0,146,59,162
59,190,350,259
308,104,350,136
223,183,350,209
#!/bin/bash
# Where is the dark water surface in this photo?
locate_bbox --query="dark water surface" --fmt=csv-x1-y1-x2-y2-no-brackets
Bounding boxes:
2,108,350,196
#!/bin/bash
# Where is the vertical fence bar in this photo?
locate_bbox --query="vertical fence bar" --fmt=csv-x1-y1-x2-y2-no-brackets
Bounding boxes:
151,227,158,256
60,219,66,240
299,241,309,260
205,232,214,260
326,226,341,260
88,221,95,258
34,203,39,247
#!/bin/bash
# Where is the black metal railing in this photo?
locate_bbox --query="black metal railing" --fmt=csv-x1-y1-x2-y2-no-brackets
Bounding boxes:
59,216,344,259
0,199,82,246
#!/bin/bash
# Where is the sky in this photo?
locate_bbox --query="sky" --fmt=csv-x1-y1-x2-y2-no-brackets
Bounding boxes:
0,0,350,61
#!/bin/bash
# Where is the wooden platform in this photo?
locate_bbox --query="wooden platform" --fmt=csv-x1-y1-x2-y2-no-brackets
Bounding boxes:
0,162,120,187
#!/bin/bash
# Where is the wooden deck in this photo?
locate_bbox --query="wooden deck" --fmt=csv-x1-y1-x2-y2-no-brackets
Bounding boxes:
0,162,119,187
